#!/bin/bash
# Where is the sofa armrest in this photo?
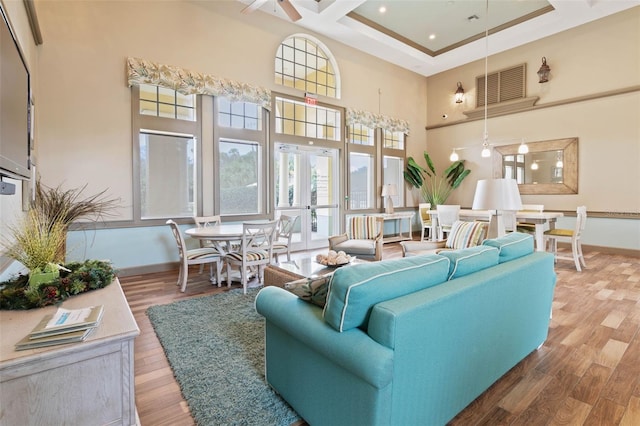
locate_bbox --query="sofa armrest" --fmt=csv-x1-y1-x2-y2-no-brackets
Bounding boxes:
328,233,349,249
255,286,393,389
400,240,446,257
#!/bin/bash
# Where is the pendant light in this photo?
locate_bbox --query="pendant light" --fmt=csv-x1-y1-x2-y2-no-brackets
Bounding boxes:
518,138,529,154
480,0,491,158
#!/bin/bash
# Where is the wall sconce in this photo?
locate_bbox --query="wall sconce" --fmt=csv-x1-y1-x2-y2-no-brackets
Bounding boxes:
531,160,539,170
454,82,465,103
449,149,459,162
537,57,550,83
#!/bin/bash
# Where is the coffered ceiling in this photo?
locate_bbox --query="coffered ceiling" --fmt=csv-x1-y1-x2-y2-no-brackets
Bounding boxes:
238,0,639,76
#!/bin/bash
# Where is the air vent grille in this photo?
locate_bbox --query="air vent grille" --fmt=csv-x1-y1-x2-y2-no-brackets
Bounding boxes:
476,64,526,107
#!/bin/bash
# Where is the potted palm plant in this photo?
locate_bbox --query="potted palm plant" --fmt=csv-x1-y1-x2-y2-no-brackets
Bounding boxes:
403,151,471,207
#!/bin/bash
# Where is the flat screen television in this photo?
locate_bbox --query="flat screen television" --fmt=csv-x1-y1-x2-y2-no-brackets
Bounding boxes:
0,4,31,180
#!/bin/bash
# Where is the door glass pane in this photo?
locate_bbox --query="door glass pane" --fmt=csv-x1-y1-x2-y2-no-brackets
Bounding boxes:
219,140,261,215
275,149,301,208
310,153,334,207
139,133,195,219
311,207,336,242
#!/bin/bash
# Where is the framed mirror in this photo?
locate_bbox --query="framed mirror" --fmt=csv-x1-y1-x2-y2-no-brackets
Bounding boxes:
492,137,578,194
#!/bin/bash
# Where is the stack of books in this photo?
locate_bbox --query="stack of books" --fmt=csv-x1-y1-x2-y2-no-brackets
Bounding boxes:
15,305,104,351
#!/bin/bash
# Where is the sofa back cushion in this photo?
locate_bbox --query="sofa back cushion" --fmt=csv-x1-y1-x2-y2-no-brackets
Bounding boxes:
445,220,487,249
437,245,499,280
482,232,534,263
323,255,449,332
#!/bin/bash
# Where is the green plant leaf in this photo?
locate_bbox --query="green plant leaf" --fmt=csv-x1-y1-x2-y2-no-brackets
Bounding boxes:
451,169,471,188
423,152,436,176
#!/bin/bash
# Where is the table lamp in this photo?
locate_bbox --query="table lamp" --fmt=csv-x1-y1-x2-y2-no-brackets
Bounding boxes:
381,184,397,214
472,178,522,238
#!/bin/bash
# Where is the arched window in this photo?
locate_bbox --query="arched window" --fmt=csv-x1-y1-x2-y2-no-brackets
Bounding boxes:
275,34,341,99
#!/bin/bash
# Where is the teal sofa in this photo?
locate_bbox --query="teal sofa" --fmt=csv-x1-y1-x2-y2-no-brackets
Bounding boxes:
255,233,556,425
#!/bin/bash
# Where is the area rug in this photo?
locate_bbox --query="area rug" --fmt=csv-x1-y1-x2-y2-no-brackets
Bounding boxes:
147,288,301,426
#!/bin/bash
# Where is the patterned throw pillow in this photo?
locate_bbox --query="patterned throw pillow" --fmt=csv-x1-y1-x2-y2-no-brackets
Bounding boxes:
445,220,487,249
284,275,331,307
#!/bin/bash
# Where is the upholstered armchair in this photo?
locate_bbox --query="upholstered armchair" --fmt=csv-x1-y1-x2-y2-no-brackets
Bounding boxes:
328,216,384,261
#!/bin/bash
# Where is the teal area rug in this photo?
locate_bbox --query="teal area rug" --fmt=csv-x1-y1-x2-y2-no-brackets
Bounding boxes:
147,288,301,426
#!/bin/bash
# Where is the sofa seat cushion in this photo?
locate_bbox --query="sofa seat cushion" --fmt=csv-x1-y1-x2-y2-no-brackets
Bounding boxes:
437,246,499,280
331,239,376,256
323,254,449,332
445,220,488,249
482,232,534,263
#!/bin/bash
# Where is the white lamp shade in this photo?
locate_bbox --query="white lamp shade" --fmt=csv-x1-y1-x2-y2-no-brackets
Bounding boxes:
472,179,522,211
381,184,397,197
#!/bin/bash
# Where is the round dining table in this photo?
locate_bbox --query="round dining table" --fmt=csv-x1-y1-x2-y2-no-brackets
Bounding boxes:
185,220,271,251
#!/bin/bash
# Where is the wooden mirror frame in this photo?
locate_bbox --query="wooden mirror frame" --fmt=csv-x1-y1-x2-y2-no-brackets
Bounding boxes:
492,137,578,195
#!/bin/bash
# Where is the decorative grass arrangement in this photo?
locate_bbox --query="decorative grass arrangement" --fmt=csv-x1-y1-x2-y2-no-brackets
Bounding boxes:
0,259,116,310
2,209,67,270
0,181,120,309
34,180,120,229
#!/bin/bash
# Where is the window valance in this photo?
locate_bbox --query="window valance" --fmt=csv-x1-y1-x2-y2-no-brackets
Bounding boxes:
346,108,410,134
126,57,272,111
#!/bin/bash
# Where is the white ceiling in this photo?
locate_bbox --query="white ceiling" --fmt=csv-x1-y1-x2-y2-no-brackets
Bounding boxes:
238,0,639,77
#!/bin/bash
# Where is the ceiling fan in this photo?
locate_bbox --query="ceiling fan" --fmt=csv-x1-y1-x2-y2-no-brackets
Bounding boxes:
242,0,302,22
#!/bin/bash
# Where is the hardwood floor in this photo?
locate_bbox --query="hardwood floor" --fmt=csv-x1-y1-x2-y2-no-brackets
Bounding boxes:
119,244,640,426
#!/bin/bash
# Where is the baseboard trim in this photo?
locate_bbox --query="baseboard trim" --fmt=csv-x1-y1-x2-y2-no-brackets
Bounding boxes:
559,242,640,258
118,262,179,277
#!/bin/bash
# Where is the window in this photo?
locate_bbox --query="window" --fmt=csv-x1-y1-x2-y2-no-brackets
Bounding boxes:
218,97,262,130
215,97,268,216
133,85,200,222
382,129,404,150
274,97,341,141
275,35,340,98
382,130,406,208
139,83,195,121
218,140,261,215
348,124,375,209
139,133,196,219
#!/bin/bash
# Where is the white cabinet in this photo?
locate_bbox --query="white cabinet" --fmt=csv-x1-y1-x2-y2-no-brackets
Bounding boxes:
0,279,139,425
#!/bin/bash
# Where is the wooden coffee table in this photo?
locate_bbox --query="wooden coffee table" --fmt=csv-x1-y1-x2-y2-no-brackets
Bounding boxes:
264,257,363,287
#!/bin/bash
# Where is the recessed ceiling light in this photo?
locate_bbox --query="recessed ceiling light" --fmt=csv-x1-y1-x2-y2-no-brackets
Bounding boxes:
379,6,386,13
429,34,436,40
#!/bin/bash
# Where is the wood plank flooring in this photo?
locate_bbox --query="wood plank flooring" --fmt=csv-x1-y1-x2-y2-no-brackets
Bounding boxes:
119,244,640,426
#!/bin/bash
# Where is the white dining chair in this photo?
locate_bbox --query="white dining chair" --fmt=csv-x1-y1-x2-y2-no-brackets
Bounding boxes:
272,214,299,262
166,220,222,292
516,204,544,233
223,220,279,294
193,215,224,272
418,203,432,241
436,205,460,240
544,206,587,271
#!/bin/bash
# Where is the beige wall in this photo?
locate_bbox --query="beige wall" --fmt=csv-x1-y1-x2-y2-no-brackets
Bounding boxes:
33,0,428,221
424,7,640,215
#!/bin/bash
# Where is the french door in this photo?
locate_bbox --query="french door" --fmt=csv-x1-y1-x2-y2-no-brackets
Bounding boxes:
274,143,339,252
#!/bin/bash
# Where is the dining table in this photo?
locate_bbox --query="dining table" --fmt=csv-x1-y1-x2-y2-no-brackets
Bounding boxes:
428,209,564,252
